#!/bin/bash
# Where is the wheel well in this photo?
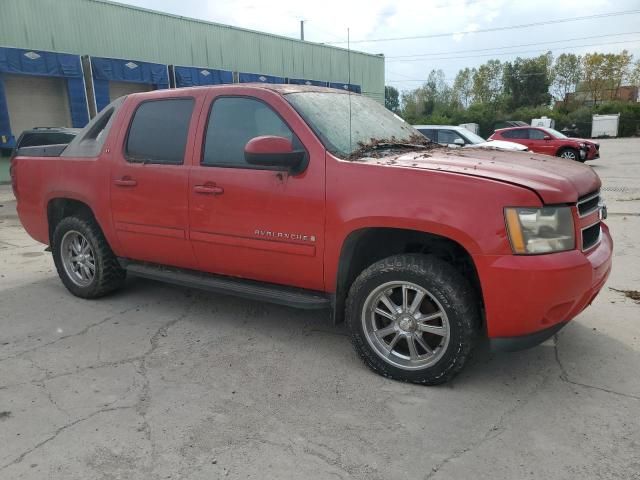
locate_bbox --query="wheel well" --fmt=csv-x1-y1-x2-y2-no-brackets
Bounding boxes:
47,198,95,244
333,228,483,325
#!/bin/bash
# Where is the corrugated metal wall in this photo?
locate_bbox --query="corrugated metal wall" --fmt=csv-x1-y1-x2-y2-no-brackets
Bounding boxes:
0,0,385,102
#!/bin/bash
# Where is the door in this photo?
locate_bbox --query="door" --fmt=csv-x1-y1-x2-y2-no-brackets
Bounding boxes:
188,93,326,291
527,128,555,155
110,93,202,268
3,74,71,135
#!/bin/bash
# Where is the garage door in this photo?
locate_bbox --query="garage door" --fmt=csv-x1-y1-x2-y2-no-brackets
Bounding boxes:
3,74,72,136
109,81,152,102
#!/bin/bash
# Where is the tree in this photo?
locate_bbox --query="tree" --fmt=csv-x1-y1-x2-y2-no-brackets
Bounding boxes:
452,68,473,108
472,60,503,105
582,51,633,104
385,86,400,113
503,53,552,109
551,53,582,104
628,60,640,87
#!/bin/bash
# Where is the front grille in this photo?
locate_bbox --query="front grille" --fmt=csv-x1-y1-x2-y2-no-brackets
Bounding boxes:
582,222,601,251
577,191,600,217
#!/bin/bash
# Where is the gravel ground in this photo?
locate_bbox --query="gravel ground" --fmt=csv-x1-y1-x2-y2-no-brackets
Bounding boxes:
1,138,639,480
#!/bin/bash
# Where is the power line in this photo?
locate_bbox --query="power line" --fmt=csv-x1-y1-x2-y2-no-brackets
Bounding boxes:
384,38,640,70
323,10,640,44
386,31,640,60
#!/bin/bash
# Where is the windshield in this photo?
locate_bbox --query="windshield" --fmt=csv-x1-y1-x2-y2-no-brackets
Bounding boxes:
285,92,423,157
459,129,486,144
544,127,568,139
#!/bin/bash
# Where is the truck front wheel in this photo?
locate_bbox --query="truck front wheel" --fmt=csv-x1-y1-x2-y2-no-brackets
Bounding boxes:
52,216,126,298
346,254,478,385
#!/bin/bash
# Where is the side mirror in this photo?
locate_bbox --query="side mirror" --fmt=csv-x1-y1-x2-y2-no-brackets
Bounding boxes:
453,138,465,146
543,135,552,140
244,136,306,173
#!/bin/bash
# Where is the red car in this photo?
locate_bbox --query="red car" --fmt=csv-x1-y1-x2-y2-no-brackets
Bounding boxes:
489,126,600,162
11,85,611,385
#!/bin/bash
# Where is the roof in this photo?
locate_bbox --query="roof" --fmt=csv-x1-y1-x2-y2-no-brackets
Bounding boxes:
126,84,356,99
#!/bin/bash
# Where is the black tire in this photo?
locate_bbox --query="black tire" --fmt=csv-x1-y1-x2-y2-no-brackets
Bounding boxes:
52,216,126,298
346,254,479,385
558,147,581,162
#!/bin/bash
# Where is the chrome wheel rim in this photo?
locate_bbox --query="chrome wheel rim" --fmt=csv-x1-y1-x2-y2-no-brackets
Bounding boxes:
61,230,96,287
362,281,450,370
560,151,576,160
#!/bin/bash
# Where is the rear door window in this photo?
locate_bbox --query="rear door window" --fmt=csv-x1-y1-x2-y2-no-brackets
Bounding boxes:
502,129,528,139
126,98,194,164
417,129,435,141
528,129,546,140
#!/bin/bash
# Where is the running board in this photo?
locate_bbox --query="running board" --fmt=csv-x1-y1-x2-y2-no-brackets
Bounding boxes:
123,261,331,310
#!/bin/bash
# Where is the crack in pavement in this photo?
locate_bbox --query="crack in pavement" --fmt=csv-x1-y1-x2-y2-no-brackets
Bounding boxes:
0,404,135,472
425,366,551,479
0,303,148,363
135,299,197,476
553,335,640,401
0,300,197,473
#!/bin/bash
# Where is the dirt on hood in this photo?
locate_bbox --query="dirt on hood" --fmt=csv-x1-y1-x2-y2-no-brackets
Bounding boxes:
345,135,442,161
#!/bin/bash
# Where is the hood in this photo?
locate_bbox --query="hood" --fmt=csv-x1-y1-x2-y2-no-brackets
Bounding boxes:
569,137,599,146
359,148,600,204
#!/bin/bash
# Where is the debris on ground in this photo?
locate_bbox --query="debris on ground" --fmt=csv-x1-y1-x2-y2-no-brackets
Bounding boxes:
0,411,12,420
609,287,640,304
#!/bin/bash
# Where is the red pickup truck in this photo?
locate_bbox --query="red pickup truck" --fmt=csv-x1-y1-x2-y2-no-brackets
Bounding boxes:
11,85,612,385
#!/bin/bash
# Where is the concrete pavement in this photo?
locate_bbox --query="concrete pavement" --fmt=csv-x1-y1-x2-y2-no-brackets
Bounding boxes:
1,139,639,479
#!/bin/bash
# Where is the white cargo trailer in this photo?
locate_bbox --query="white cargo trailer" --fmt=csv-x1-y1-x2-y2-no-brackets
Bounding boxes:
458,123,479,134
591,114,620,138
531,116,555,129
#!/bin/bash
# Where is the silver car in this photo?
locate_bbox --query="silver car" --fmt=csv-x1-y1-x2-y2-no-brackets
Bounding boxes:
414,125,528,151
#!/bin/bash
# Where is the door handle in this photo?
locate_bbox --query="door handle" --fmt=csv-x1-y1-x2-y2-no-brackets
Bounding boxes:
194,184,224,195
114,177,137,187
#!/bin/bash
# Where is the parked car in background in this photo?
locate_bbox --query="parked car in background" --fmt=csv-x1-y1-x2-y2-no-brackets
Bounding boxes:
12,127,80,156
489,126,600,162
414,125,528,151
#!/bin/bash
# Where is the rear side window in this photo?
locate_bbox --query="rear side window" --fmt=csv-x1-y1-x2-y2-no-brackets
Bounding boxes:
18,132,76,148
502,129,527,139
202,97,299,167
417,129,435,141
528,129,545,140
126,98,194,164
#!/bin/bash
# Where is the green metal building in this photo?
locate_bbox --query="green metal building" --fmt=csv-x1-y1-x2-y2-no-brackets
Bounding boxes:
0,0,385,182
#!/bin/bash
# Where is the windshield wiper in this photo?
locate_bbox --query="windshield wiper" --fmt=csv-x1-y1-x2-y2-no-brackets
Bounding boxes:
362,142,431,152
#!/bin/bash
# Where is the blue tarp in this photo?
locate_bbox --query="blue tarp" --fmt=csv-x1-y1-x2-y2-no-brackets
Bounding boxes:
91,57,169,112
0,47,89,147
239,72,285,84
328,82,361,94
174,66,233,87
288,78,327,87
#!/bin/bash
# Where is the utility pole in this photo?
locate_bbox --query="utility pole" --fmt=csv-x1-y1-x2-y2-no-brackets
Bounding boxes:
300,20,305,41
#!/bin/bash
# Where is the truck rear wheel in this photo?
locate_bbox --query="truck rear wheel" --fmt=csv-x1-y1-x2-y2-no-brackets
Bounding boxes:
52,216,126,298
346,254,478,385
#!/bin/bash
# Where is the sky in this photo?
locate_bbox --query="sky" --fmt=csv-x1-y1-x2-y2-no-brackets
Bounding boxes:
116,0,640,92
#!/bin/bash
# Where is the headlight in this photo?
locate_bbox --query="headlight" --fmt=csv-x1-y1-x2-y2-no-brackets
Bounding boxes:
504,207,575,254
579,143,586,148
